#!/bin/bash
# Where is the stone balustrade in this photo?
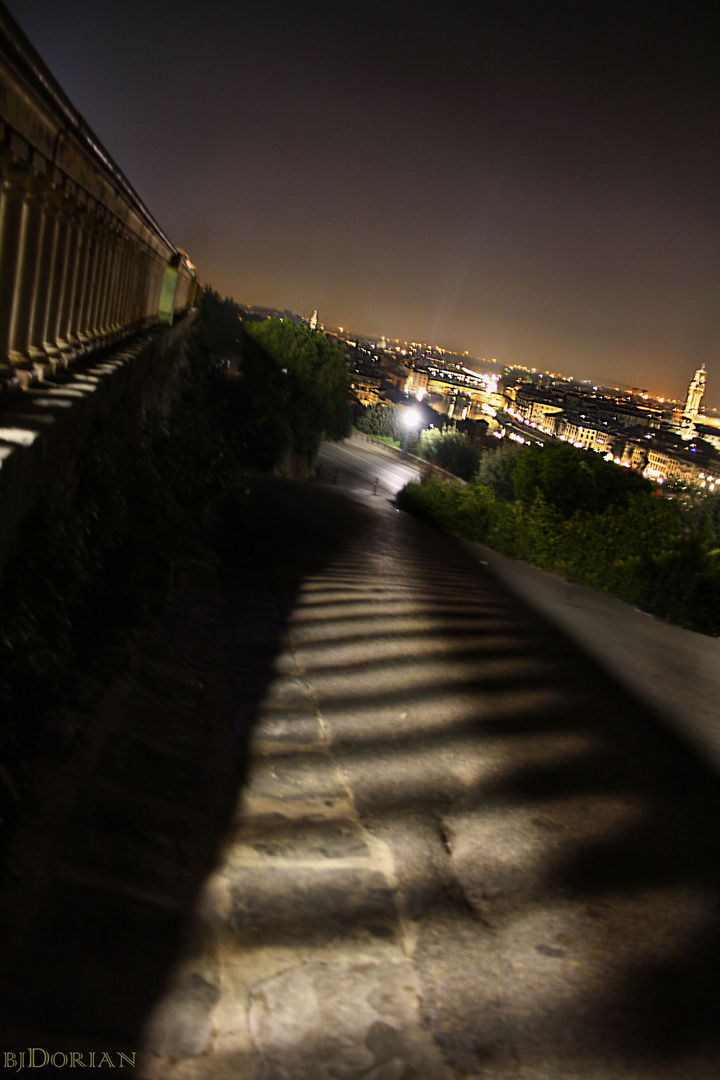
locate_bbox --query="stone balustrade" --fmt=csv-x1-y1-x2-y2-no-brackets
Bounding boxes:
0,4,200,392
0,4,202,576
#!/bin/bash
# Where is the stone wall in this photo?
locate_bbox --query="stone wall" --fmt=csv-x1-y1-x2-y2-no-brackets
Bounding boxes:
0,311,197,582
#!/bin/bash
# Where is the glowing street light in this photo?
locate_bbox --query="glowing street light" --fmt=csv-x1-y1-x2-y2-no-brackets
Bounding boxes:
401,407,421,459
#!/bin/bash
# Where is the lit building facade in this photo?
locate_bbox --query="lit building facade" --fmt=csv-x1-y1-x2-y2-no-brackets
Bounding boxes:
684,364,706,418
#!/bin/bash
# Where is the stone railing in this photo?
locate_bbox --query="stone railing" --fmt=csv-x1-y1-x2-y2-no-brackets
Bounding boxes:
0,3,200,392
0,4,202,577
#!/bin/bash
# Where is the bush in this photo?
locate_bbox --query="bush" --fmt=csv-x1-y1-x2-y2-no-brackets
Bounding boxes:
473,441,524,500
513,440,651,515
417,428,480,481
399,458,720,636
241,319,351,474
398,480,509,546
356,403,400,441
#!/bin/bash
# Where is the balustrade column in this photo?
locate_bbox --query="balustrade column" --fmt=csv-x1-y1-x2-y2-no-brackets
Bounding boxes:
68,215,93,345
106,231,125,334
89,229,112,340
55,213,83,352
43,204,72,360
0,177,29,364
128,246,144,326
7,184,48,368
117,243,132,326
28,192,61,363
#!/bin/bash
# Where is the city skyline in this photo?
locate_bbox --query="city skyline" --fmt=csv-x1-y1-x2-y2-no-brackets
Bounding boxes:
6,1,718,407
233,298,705,410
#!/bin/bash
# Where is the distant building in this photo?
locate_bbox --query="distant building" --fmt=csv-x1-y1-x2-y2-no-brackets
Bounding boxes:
684,364,706,418
645,447,703,486
561,421,614,453
349,375,382,407
404,367,429,401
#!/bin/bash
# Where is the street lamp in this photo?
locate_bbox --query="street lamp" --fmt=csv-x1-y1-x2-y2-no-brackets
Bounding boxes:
401,407,421,460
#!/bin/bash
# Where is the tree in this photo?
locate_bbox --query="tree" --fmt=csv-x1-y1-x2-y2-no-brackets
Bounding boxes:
513,441,651,516
418,428,480,481
356,403,399,440
473,441,524,501
240,319,351,473
202,288,245,354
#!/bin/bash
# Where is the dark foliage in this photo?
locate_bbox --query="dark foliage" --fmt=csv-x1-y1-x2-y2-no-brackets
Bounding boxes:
203,287,245,355
398,441,720,636
513,440,652,515
240,318,351,473
355,403,402,441
473,440,524,500
0,326,235,780
417,428,481,481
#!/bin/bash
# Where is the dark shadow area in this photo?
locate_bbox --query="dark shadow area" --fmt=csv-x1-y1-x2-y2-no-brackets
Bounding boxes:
0,476,378,1049
3,459,720,1076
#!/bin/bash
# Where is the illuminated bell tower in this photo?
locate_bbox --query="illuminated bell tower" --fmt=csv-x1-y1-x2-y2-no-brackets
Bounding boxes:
684,364,706,418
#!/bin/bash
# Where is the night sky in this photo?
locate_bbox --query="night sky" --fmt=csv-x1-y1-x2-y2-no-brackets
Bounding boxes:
5,1,719,406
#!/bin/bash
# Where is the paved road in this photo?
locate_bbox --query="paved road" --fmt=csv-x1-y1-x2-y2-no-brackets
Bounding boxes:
325,437,720,773
1,454,720,1078
316,435,420,498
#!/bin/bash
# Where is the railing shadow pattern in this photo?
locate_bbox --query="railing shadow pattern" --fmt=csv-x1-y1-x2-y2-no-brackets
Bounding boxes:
1,475,719,1079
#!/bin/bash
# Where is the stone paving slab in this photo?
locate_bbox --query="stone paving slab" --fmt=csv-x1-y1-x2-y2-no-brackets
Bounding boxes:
248,961,447,1080
248,709,325,754
226,864,399,949
3,475,720,1080
231,817,373,861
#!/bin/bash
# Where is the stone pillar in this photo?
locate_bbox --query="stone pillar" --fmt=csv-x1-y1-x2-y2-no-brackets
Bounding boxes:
98,233,118,336
76,226,101,344
7,185,47,370
0,176,29,364
139,256,152,323
56,212,83,354
90,228,112,340
68,214,92,346
129,246,144,327
117,242,132,329
108,230,126,333
104,237,121,333
152,256,167,320
43,202,72,360
28,190,61,365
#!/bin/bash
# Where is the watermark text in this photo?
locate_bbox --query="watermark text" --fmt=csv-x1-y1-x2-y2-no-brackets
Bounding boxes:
3,1048,135,1069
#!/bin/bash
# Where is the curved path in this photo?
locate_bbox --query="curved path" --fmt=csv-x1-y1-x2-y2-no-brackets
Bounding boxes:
1,448,719,1078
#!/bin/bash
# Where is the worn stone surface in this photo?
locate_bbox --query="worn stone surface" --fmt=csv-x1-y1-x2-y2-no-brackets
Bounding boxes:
227,863,399,948
143,970,222,1059
2,455,720,1080
248,961,447,1080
